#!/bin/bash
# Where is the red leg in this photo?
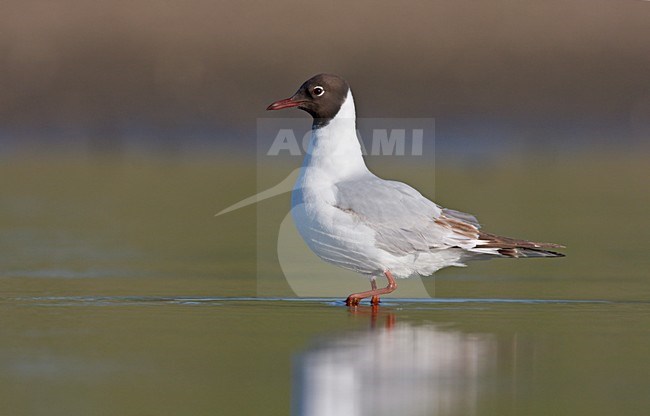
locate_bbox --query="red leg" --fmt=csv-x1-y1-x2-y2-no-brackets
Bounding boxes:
346,271,397,306
370,278,380,305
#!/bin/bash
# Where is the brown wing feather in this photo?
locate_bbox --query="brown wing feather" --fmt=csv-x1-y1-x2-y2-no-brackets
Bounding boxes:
433,215,480,239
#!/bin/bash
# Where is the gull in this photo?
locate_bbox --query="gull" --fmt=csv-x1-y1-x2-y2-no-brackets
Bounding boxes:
267,74,564,306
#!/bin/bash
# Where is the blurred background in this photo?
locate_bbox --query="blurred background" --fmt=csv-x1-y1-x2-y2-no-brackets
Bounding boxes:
3,0,648,290
2,1,650,415
2,0,649,157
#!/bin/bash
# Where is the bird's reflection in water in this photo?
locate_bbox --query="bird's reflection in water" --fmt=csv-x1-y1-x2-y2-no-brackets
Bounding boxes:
293,307,496,416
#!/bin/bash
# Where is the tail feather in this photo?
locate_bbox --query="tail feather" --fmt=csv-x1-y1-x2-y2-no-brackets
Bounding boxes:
477,231,565,258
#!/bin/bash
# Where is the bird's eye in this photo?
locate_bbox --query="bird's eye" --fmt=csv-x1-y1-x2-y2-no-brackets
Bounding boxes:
313,86,325,96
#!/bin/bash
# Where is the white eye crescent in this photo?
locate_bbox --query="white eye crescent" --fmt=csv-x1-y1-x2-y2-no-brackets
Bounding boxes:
313,86,325,96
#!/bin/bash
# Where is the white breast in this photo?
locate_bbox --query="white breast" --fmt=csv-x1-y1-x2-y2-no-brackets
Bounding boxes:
291,91,385,275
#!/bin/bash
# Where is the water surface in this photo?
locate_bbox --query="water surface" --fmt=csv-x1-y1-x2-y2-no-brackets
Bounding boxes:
1,154,649,415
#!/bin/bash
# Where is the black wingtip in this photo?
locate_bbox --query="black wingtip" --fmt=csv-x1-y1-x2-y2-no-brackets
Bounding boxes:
495,247,566,258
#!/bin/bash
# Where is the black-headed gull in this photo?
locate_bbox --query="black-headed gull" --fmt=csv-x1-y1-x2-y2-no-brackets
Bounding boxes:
267,74,564,306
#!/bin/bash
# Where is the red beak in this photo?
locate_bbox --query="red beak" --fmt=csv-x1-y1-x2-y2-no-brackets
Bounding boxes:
266,97,305,111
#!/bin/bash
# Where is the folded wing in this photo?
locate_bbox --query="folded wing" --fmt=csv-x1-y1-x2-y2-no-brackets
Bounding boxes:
334,176,564,258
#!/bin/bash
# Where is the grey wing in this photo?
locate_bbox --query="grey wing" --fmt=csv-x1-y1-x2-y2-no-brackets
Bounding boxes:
334,177,482,255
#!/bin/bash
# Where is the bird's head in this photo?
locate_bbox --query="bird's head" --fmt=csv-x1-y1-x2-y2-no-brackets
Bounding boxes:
266,73,350,124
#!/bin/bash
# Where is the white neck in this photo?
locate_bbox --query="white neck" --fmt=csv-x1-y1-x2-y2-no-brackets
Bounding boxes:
301,90,368,181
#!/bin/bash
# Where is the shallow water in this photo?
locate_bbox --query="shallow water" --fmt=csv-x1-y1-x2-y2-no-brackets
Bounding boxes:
1,154,650,415
2,296,650,416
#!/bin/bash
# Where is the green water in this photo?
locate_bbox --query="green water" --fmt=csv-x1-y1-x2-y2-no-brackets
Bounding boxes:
1,153,649,415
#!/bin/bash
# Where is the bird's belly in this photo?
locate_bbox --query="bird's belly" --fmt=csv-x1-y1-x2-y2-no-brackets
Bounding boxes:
291,197,383,276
